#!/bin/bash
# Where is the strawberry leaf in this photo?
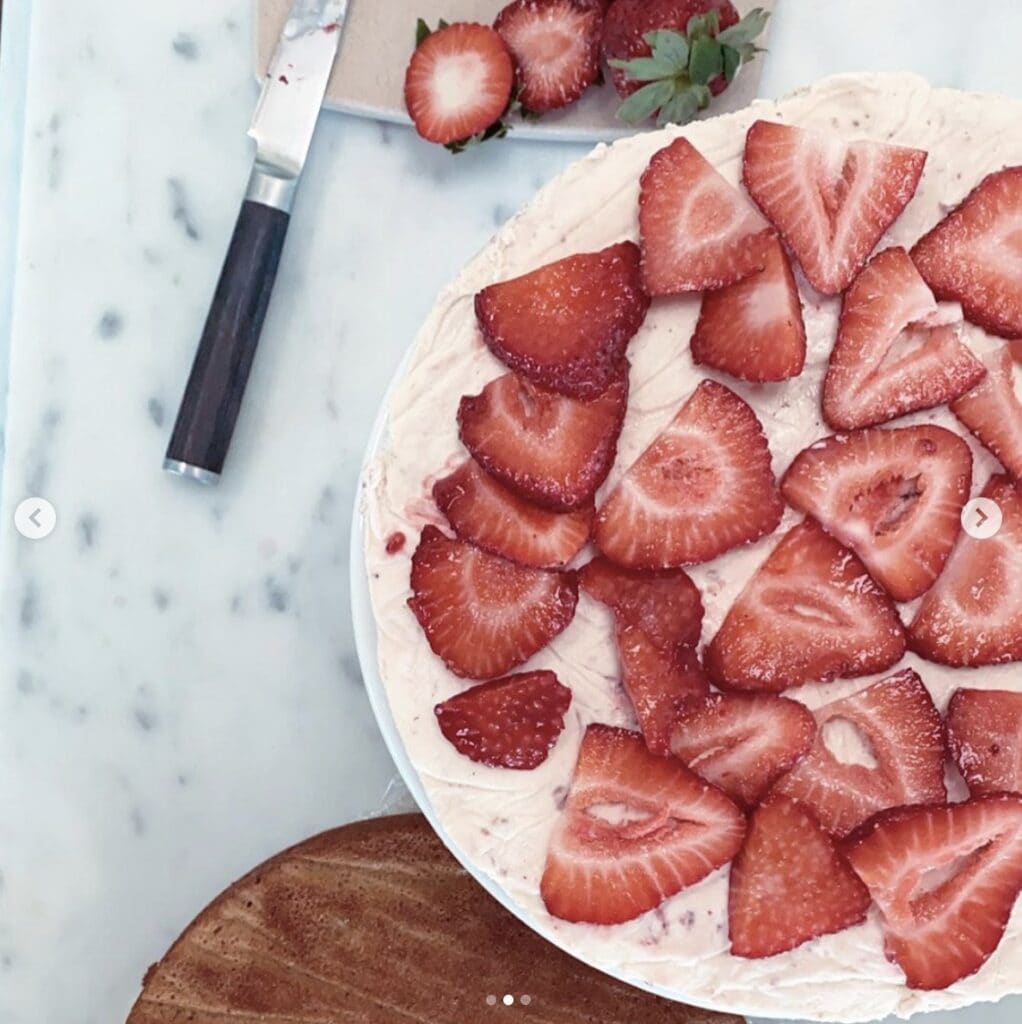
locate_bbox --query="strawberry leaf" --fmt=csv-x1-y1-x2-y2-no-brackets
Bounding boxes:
686,10,720,40
644,29,689,70
415,17,431,47
608,55,680,80
617,79,675,125
657,89,701,128
717,8,770,48
722,43,741,83
688,36,723,85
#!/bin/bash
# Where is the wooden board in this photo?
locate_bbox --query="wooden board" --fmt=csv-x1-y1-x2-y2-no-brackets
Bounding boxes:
255,0,776,143
127,814,745,1024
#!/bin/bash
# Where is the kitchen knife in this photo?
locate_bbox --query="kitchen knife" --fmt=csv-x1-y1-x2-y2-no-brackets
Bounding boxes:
164,0,350,484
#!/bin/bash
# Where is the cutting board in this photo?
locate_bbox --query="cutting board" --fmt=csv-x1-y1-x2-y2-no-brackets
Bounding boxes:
127,814,745,1024
256,0,776,142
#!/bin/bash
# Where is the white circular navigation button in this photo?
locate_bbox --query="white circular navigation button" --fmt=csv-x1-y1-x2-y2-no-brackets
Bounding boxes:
14,497,57,540
961,497,1002,540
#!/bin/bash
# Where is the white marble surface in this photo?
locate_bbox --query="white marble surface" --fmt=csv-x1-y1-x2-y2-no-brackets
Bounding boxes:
1,2,1022,1024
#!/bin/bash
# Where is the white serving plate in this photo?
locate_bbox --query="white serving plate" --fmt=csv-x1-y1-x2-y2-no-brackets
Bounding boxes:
257,0,775,143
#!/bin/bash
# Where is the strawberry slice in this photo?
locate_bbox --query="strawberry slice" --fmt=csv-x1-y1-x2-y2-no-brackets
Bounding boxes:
408,526,578,679
595,380,783,569
540,724,745,924
475,242,650,399
433,460,592,569
780,424,972,602
773,668,947,838
823,247,985,430
845,795,1022,990
951,346,1022,480
947,688,1022,797
434,669,572,769
912,166,1022,338
601,0,739,98
691,238,806,382
908,474,1022,666
742,120,927,295
404,23,515,146
639,137,775,295
729,796,870,958
494,0,602,113
615,624,709,756
705,519,906,692
669,694,816,808
458,367,628,512
579,556,703,649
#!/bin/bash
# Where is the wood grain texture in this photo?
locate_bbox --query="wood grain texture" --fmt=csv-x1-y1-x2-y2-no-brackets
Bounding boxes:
127,814,744,1024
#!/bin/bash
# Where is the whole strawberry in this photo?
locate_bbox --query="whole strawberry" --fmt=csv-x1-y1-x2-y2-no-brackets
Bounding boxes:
603,2,768,126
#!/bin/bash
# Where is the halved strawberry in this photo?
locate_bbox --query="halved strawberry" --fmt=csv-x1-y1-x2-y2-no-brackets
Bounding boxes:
595,380,783,569
912,166,1022,338
780,424,972,602
433,460,592,569
540,724,745,924
475,242,649,399
823,247,985,430
434,669,572,769
845,795,1022,990
951,346,1022,480
408,526,578,679
639,137,775,295
579,556,703,648
494,0,602,113
947,688,1022,797
729,796,870,958
691,238,806,382
773,668,947,838
908,474,1022,666
601,0,739,98
404,23,515,146
742,120,927,295
704,519,905,692
669,694,816,808
458,367,628,511
615,624,709,756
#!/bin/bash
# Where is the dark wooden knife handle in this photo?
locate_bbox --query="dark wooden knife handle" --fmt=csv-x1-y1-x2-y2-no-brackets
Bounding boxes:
165,199,290,480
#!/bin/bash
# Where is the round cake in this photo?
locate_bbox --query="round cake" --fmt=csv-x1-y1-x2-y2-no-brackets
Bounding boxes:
360,72,1022,1021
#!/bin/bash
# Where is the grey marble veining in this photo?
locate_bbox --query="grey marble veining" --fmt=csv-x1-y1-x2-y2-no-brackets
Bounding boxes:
2,2,1022,1024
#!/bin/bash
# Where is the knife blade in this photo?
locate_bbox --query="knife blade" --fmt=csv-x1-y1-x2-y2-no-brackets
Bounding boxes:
164,0,350,484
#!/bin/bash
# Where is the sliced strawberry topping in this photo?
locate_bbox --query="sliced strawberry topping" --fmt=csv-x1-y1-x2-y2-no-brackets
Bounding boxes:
458,368,628,512
408,526,578,679
404,23,514,146
433,460,592,569
601,0,739,98
823,247,985,430
845,796,1022,990
908,474,1022,666
540,724,745,924
947,688,1022,797
579,556,703,649
951,346,1022,480
705,519,905,692
475,242,649,399
670,694,816,808
780,424,972,602
615,624,709,756
729,796,870,958
691,238,806,382
773,668,947,838
494,0,602,113
912,166,1022,338
639,137,775,295
595,380,783,569
434,670,572,769
742,120,926,295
